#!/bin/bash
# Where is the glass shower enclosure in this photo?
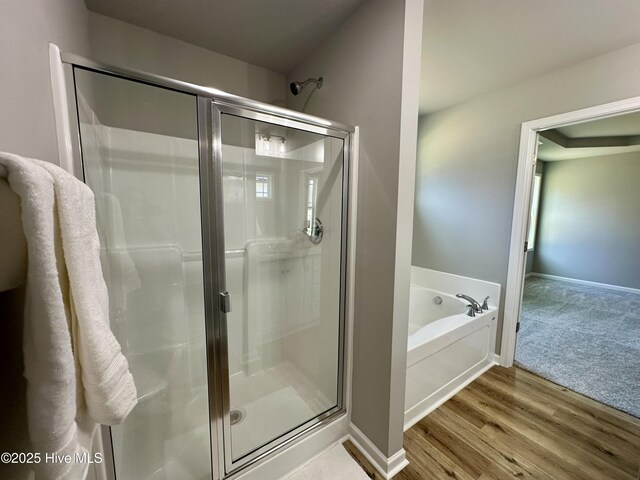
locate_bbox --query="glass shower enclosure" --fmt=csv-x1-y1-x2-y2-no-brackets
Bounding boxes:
65,56,352,480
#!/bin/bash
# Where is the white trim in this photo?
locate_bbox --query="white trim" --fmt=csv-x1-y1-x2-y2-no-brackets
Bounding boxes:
502,94,640,367
404,357,497,431
524,272,535,279
345,127,359,418
529,273,640,295
386,0,425,458
49,43,74,173
347,425,409,480
385,449,410,479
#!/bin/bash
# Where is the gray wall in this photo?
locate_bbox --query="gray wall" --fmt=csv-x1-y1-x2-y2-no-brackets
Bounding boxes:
532,152,640,289
525,252,535,275
288,0,423,457
88,13,286,107
0,0,91,163
0,2,91,476
0,6,287,162
413,42,640,352
80,13,287,143
0,5,287,160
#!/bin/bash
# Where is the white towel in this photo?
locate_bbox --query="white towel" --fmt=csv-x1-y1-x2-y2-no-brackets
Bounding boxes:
0,178,27,291
0,152,137,480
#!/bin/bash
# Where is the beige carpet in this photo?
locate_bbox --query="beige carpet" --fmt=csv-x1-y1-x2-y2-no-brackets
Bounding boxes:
283,444,370,480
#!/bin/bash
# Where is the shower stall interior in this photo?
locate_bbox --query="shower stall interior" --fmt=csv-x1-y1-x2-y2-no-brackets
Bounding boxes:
62,55,352,480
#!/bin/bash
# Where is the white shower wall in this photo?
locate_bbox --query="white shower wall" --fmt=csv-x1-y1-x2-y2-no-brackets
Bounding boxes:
221,138,343,398
80,117,211,479
83,119,342,377
218,127,345,461
81,114,344,475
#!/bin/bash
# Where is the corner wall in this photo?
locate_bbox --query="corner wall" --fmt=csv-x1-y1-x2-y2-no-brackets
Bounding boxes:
0,2,91,477
0,5,287,165
413,42,640,351
288,0,423,460
87,13,286,106
533,152,640,289
0,0,91,163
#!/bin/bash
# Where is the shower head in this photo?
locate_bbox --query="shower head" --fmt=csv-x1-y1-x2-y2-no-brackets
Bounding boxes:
289,77,323,95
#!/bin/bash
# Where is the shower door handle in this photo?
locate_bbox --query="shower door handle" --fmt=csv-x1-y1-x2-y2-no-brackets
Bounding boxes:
220,291,231,313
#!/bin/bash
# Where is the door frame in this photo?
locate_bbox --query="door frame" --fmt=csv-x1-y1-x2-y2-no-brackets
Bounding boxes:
501,94,640,367
209,101,352,476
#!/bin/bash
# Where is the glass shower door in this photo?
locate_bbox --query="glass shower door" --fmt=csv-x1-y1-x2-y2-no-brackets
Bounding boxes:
74,68,212,480
214,106,348,472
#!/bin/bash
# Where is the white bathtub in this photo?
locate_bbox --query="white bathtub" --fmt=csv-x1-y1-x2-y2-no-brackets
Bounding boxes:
404,268,499,430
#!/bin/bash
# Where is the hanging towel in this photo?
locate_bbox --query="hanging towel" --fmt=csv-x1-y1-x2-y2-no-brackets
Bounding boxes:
0,178,27,290
0,152,137,480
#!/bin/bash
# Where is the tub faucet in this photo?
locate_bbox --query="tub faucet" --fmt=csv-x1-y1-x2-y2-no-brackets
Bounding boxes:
456,294,482,313
482,296,490,311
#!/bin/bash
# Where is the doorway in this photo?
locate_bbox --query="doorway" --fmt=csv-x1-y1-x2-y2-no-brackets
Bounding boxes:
503,97,640,418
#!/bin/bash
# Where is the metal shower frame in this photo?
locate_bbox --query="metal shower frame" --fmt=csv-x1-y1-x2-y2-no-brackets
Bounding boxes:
58,51,354,480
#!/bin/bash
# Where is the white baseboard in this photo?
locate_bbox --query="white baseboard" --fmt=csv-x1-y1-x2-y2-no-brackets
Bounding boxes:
524,272,534,279
347,424,409,480
529,273,640,295
404,357,497,431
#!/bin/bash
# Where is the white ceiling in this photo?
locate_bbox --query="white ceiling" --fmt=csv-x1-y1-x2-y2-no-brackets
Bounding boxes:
85,1,640,113
558,113,640,138
538,110,640,161
84,0,366,74
421,0,640,114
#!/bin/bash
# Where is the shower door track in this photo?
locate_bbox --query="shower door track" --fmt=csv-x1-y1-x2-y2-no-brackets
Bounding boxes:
58,50,354,480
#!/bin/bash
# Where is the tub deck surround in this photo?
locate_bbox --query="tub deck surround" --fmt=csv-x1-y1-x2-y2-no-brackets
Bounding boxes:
410,266,501,307
405,267,501,430
408,285,466,336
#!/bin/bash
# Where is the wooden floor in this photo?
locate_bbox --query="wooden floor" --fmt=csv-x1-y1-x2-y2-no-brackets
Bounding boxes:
345,366,640,480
